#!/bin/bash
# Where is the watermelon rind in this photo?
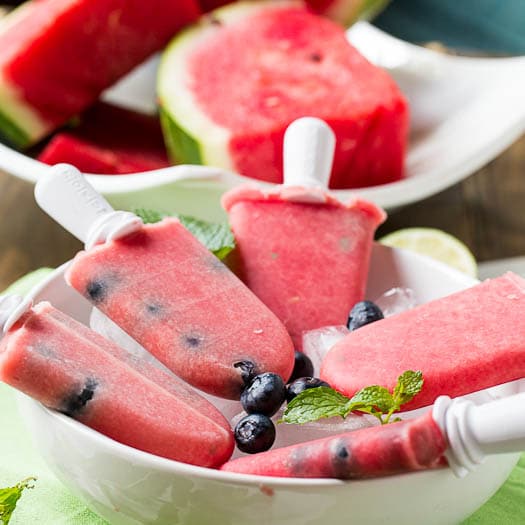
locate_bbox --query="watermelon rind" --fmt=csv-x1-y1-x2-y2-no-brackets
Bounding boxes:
0,3,52,149
322,0,390,27
0,107,30,149
158,1,300,171
357,0,390,22
159,106,202,165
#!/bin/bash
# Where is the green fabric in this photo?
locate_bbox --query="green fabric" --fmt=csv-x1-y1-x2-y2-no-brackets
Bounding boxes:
2,271,525,524
464,456,525,523
0,383,107,524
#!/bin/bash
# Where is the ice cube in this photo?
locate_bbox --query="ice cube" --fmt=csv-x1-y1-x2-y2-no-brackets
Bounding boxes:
375,287,417,318
229,407,377,459
200,391,243,422
302,325,349,376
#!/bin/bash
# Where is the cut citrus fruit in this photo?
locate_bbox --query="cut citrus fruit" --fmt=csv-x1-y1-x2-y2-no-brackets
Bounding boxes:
379,228,478,277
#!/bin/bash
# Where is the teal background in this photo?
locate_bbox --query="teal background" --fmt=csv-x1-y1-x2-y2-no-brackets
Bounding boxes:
374,0,525,55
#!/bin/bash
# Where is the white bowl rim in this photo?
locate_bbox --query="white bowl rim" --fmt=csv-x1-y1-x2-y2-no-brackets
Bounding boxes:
16,246,495,490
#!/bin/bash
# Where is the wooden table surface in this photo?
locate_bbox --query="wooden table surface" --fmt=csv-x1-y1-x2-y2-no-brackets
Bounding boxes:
1,134,524,291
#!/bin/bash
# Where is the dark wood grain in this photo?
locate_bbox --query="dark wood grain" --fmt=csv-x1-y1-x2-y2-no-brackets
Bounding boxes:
0,174,81,291
0,134,524,290
377,134,525,262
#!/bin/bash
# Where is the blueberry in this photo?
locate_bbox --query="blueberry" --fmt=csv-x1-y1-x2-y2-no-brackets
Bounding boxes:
240,373,286,417
347,300,384,331
234,413,275,454
234,360,257,386
286,377,330,402
288,351,314,383
61,377,98,416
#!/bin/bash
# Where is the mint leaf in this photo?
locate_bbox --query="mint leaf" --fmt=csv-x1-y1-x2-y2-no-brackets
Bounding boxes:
177,215,235,260
347,385,394,413
0,478,36,524
281,387,350,424
134,208,166,224
134,209,235,260
281,371,424,426
393,370,424,406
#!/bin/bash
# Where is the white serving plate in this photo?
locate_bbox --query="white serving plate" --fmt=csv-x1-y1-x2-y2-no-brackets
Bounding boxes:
1,23,524,221
15,243,520,525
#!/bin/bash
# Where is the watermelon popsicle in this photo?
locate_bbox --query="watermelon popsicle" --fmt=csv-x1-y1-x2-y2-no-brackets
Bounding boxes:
321,272,525,411
222,118,386,349
34,165,295,399
0,297,234,467
221,392,525,479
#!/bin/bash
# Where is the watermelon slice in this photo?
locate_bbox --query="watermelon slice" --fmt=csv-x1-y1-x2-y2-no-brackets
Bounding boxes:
198,0,389,26
158,2,408,189
0,0,201,149
37,103,170,175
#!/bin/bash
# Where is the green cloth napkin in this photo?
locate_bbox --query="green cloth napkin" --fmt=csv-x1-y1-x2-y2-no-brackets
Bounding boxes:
1,269,525,524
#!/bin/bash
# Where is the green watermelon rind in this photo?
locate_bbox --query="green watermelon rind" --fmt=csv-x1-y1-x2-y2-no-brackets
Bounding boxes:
0,2,49,149
358,0,390,22
159,105,202,165
0,108,30,149
157,1,288,171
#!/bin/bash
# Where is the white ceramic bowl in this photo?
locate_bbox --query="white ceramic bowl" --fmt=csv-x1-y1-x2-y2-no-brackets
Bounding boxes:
1,23,524,221
15,244,520,525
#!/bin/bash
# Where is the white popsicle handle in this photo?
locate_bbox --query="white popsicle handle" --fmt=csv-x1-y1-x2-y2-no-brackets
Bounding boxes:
433,392,525,477
0,294,32,336
283,117,336,188
34,164,143,249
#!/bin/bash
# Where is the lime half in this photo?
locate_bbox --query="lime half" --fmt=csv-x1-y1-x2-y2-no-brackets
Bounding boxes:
379,228,478,277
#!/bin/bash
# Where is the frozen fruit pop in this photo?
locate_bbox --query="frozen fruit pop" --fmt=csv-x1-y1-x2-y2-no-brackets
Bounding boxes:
0,298,234,467
35,165,295,399
222,392,525,479
222,410,445,478
222,118,386,348
321,272,525,411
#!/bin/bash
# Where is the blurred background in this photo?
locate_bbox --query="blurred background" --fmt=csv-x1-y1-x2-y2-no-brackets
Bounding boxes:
375,0,525,55
0,0,524,290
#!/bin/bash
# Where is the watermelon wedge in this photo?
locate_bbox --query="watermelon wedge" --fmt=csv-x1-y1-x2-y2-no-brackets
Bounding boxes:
37,103,170,174
158,1,408,189
0,0,201,149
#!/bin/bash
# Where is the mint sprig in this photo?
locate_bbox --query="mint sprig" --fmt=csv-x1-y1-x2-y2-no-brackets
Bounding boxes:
281,370,424,426
0,478,36,524
134,208,235,260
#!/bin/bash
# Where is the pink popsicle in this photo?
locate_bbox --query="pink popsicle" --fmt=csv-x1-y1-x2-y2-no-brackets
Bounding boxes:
321,272,525,410
65,218,295,399
0,302,234,467
221,410,446,478
223,187,385,349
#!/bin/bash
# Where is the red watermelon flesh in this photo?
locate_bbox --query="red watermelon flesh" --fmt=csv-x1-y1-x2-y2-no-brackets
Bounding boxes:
185,5,408,188
198,0,231,12
38,103,170,174
0,0,201,147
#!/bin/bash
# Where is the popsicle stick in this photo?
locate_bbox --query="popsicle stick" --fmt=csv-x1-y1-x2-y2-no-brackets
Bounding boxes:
279,117,337,203
0,294,32,335
34,164,143,248
434,392,525,477
283,117,336,189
